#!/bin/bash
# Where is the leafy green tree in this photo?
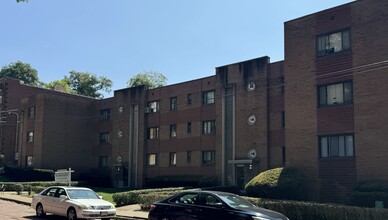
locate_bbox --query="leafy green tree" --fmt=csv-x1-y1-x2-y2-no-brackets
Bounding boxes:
0,61,41,86
44,79,74,94
64,71,112,99
127,71,167,89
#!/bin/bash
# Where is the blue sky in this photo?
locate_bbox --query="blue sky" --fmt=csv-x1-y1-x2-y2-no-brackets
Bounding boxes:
1,0,353,98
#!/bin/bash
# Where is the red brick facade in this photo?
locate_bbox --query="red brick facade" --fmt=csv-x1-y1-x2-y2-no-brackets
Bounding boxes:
285,0,388,202
2,0,388,204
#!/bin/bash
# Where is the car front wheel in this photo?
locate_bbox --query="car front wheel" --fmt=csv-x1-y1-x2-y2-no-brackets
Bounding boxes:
67,208,77,220
36,203,46,217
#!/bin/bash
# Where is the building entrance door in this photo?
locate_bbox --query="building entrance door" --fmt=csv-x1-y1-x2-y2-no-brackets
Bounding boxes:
123,166,128,187
236,165,245,189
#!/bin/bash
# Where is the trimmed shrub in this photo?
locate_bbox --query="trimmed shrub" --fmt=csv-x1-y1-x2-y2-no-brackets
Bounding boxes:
79,173,110,187
112,187,187,206
350,181,388,208
14,183,24,195
353,180,388,193
198,176,218,187
0,181,86,192
3,167,54,182
202,185,240,194
146,175,219,188
139,192,173,210
245,167,304,200
146,175,204,188
246,197,388,220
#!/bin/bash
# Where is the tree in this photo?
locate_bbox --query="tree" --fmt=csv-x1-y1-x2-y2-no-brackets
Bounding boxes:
64,71,112,99
16,0,29,2
44,79,74,94
127,71,167,89
0,61,41,86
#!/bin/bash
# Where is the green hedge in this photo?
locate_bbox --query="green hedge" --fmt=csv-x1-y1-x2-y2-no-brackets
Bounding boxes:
146,175,217,188
112,187,187,206
245,167,304,200
349,181,388,208
2,167,54,181
246,197,388,220
0,181,86,193
139,193,173,210
137,190,388,220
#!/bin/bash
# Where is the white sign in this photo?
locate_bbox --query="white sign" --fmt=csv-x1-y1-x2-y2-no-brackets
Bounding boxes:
55,168,74,186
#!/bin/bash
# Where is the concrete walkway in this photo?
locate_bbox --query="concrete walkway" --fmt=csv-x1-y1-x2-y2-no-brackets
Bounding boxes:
0,191,148,219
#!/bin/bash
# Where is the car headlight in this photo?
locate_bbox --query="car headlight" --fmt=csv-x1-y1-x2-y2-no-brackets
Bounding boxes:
78,204,92,210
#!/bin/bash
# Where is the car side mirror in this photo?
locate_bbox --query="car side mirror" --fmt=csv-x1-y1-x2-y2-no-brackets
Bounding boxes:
98,195,103,199
59,195,68,200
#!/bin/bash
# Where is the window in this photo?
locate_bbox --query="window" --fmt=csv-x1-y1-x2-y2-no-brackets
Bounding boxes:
203,194,222,206
203,120,216,134
187,94,192,105
169,152,177,166
148,101,160,113
42,187,58,197
317,29,350,57
187,122,192,134
203,90,215,104
147,127,159,140
100,132,110,144
281,111,285,128
0,95,2,104
28,106,35,118
170,193,198,204
26,156,33,168
100,109,110,120
202,151,215,165
187,151,191,164
147,154,157,166
26,131,34,142
99,156,108,168
170,124,177,138
318,82,352,106
319,134,354,158
170,97,177,110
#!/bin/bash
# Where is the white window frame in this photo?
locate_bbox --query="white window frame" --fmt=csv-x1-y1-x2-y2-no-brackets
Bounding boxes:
202,150,215,165
317,29,351,57
320,134,354,158
147,127,159,140
148,101,160,113
318,82,352,107
203,90,215,105
147,154,157,166
100,132,110,144
203,120,216,134
169,152,177,166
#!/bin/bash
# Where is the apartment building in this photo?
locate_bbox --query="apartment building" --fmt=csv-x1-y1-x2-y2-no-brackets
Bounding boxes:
284,0,388,202
0,78,59,167
110,57,284,188
3,0,388,203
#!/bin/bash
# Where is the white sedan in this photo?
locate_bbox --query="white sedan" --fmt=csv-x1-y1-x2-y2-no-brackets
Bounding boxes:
31,186,116,220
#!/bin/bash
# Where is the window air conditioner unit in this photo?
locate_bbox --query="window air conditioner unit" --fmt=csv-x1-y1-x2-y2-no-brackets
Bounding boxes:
145,107,152,114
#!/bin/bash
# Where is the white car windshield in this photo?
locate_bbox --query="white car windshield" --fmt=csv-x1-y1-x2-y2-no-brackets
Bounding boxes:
67,189,99,199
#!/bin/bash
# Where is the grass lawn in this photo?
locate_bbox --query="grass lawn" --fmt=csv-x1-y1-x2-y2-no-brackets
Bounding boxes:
91,187,129,205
